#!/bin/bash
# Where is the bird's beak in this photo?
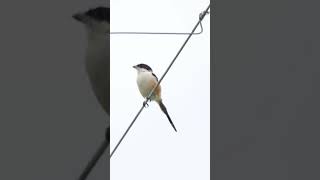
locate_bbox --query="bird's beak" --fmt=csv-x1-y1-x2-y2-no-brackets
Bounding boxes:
133,65,137,69
72,13,84,22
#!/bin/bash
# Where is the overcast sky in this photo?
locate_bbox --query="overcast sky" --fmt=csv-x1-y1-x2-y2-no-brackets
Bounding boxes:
110,0,210,179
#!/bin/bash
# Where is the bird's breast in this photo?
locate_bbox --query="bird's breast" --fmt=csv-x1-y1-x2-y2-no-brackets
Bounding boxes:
136,72,161,100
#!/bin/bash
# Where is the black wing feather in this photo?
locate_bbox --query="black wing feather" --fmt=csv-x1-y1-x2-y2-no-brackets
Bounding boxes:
152,73,158,81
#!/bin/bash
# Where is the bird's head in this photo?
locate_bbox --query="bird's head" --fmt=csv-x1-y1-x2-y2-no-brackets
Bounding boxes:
73,7,110,34
133,63,153,73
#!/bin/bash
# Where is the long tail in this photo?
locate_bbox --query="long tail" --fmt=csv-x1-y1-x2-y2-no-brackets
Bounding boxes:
157,100,177,132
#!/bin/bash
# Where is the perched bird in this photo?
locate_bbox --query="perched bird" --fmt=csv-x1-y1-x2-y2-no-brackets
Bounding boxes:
73,7,110,140
133,63,177,132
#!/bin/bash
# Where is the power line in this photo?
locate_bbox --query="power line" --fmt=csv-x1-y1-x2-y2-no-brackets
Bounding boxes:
110,14,207,35
110,3,211,158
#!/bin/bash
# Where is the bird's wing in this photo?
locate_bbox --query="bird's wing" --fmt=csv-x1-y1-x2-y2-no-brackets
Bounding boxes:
152,72,158,82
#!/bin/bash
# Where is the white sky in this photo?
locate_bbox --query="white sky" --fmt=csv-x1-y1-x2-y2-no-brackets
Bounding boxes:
110,0,210,179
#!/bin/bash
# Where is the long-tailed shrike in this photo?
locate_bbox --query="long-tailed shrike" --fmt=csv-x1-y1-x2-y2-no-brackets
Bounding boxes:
133,63,177,132
73,7,110,140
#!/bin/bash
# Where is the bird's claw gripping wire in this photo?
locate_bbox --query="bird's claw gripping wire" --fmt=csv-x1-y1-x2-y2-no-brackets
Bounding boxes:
143,98,152,107
143,100,149,107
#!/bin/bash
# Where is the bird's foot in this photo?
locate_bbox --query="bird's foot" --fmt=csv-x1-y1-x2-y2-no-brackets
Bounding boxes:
143,101,149,107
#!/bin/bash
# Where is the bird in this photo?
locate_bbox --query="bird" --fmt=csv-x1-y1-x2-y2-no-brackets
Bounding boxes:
73,7,110,141
133,63,177,132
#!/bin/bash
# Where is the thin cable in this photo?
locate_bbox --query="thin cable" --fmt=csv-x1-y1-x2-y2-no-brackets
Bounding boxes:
110,3,210,158
110,11,208,35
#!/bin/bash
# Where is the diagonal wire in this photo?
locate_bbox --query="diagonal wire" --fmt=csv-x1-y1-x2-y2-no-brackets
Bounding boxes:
110,3,211,158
